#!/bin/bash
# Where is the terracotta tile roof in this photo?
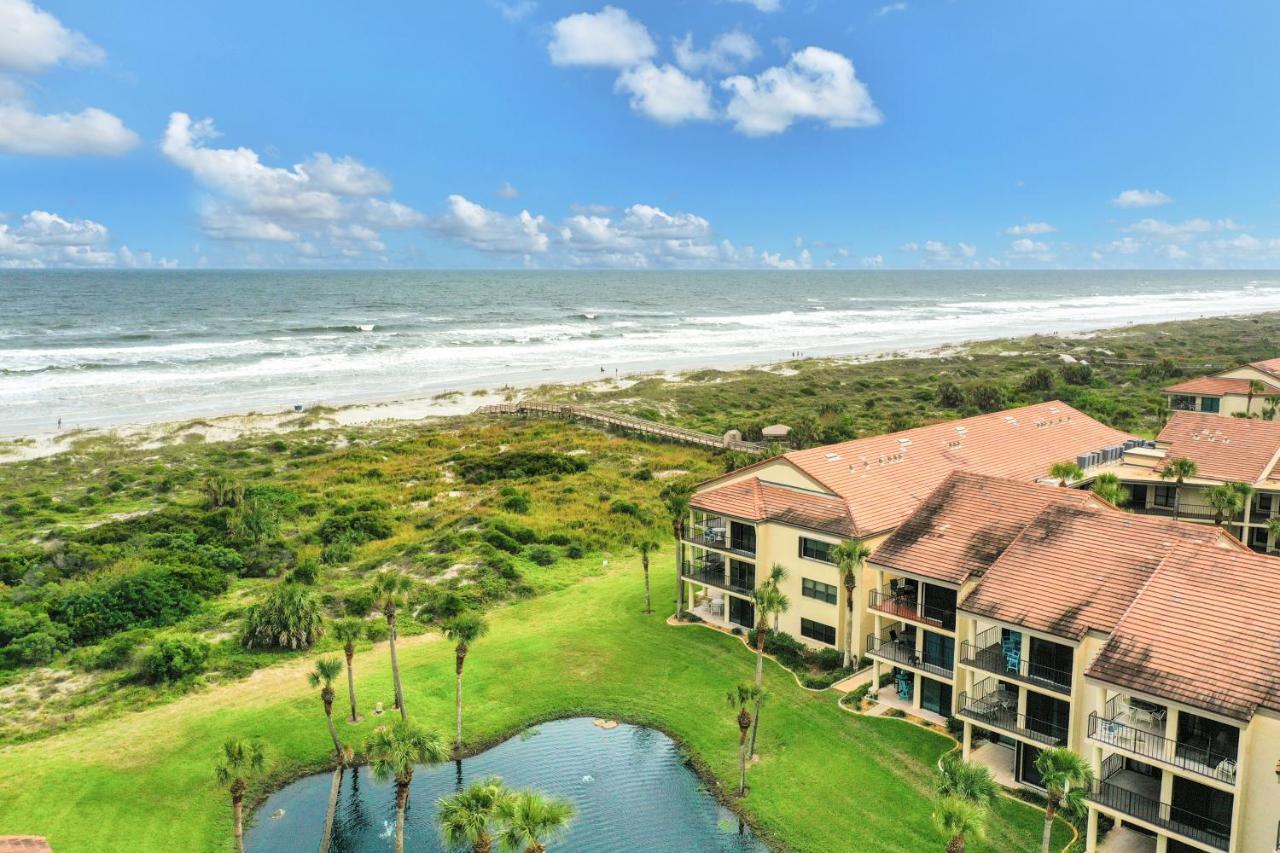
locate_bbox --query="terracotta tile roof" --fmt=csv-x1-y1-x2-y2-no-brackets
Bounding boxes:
690,478,856,537
1155,410,1280,483
870,471,1093,585
1162,376,1280,397
1087,544,1280,721
1249,356,1280,378
959,498,1230,641
779,401,1133,537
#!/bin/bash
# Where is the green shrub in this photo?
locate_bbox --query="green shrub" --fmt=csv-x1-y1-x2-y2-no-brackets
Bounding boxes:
316,511,393,546
499,487,531,514
526,545,557,566
289,559,320,584
452,450,588,484
1020,366,1054,393
565,544,585,559
9,631,61,665
483,529,521,554
1060,362,1095,385
138,636,210,682
45,565,225,644
967,381,1006,412
86,628,154,670
321,538,356,565
609,500,643,518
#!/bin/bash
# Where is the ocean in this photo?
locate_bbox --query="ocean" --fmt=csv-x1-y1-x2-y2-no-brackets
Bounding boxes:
3,269,1279,436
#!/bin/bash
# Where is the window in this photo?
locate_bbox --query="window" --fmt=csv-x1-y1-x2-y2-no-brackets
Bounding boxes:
729,559,755,591
799,537,836,563
728,596,755,629
922,631,955,672
1170,394,1197,411
1153,484,1176,508
1250,525,1269,549
800,618,836,645
729,521,756,554
1199,396,1221,413
920,677,953,715
1256,492,1274,516
1028,637,1073,689
802,577,838,604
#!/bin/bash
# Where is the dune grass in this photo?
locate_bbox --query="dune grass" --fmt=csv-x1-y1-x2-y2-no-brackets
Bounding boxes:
0,556,1069,853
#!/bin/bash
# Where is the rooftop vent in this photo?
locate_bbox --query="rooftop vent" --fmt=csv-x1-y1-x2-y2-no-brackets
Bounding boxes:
897,438,912,446
824,452,841,461
955,426,967,434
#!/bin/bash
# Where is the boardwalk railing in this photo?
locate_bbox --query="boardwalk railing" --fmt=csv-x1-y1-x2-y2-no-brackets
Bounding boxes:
475,402,767,454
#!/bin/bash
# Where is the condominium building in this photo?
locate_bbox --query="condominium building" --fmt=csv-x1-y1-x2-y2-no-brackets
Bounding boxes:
866,470,1280,853
678,401,1133,653
1089,411,1280,553
1164,358,1280,418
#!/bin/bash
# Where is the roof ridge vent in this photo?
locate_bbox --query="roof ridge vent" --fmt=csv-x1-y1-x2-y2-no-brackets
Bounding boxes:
824,452,841,460
897,437,912,446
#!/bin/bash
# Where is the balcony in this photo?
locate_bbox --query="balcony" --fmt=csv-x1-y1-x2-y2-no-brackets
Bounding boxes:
1088,757,1230,850
868,585,956,631
1088,696,1238,785
680,560,753,596
866,631,953,679
959,627,1072,695
1130,504,1220,524
683,517,756,558
957,680,1067,746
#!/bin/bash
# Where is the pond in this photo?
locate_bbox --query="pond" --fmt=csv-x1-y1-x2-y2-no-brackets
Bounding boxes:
247,717,767,852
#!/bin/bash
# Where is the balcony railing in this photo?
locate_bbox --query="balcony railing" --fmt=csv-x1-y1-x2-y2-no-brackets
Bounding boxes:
959,628,1072,695
683,525,756,557
865,632,953,679
1130,504,1222,524
867,586,956,630
681,561,753,596
1088,758,1230,850
1088,696,1238,785
957,681,1067,745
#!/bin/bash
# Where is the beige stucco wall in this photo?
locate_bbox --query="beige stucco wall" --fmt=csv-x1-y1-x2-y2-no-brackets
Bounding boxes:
1237,708,1280,853
705,459,832,493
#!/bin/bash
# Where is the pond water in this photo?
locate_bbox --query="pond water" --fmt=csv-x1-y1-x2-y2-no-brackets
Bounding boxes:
247,717,767,852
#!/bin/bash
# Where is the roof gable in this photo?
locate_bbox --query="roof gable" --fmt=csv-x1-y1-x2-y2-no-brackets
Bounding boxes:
1156,410,1280,483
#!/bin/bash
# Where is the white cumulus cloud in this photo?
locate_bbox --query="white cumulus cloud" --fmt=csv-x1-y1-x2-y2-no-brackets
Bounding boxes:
0,0,104,73
899,240,976,265
0,101,138,155
0,209,171,268
1111,188,1171,208
431,194,550,255
673,29,759,74
1003,221,1055,236
614,63,714,124
876,2,908,16
722,47,882,136
548,6,656,68
1122,217,1240,239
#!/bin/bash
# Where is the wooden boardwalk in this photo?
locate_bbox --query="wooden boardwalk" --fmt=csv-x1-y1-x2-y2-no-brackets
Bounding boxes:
475,402,767,454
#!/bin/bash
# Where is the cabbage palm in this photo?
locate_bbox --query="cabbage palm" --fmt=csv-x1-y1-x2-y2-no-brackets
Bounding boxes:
1158,457,1198,520
214,738,266,853
936,753,999,806
1269,516,1280,552
638,540,657,614
240,583,325,649
833,540,871,668
495,789,575,853
365,720,449,853
933,796,986,853
747,566,788,758
1089,472,1129,508
1248,379,1266,414
664,488,692,618
1048,461,1084,487
308,656,345,762
437,776,508,853
332,617,365,722
1034,747,1092,853
443,610,489,753
727,681,763,796
372,570,414,720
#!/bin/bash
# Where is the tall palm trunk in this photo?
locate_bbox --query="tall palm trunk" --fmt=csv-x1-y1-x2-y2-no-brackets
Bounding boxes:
394,779,409,853
641,550,652,614
746,627,767,757
231,782,246,853
1040,801,1057,853
323,694,343,761
454,646,467,752
736,709,751,796
673,519,684,618
1172,480,1183,521
842,585,855,668
387,609,405,720
344,645,358,722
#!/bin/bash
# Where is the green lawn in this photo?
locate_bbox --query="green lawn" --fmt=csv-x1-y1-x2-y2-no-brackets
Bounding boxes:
0,558,1071,852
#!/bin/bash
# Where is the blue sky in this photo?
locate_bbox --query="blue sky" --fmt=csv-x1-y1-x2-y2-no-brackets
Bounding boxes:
1,0,1278,269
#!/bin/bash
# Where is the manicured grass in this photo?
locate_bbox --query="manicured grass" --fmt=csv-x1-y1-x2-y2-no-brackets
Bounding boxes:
0,556,1069,853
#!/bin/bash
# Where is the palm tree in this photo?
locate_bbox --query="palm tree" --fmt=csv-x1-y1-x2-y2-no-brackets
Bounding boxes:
664,487,692,618
495,789,576,853
332,618,365,722
936,753,999,808
308,657,345,762
437,776,508,853
747,566,789,758
1206,483,1239,527
1048,461,1084,487
1089,472,1129,508
365,719,449,853
1034,747,1092,853
214,738,266,853
372,570,414,720
638,540,658,614
1264,397,1279,421
1269,516,1280,552
727,681,763,797
832,540,872,668
933,796,986,853
1158,457,1198,520
1247,379,1266,414
443,610,489,753
1228,481,1253,532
